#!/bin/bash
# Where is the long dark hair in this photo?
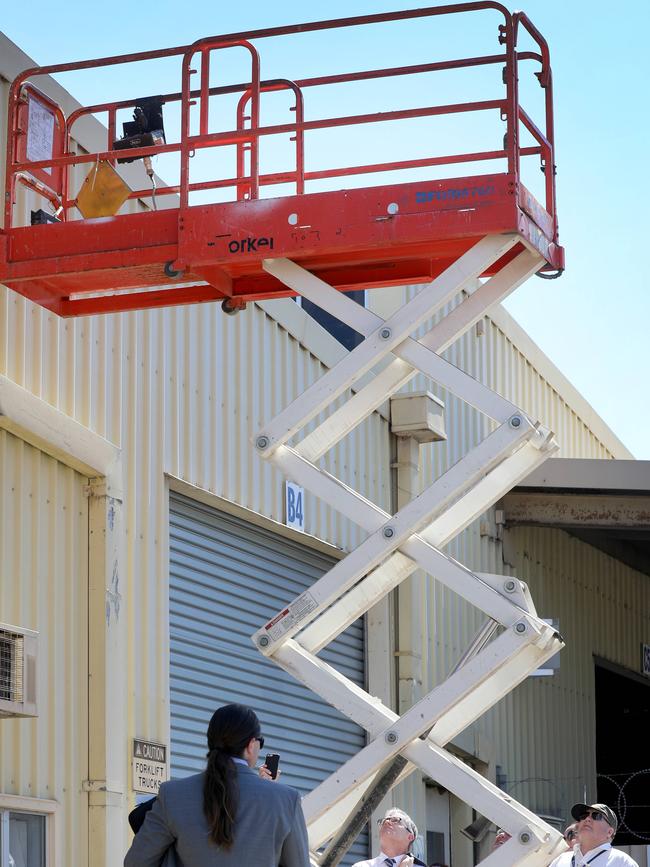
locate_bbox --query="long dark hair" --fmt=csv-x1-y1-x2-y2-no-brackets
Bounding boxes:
203,703,261,848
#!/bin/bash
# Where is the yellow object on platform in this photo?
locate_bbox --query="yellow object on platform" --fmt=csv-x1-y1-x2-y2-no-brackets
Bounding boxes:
75,159,131,218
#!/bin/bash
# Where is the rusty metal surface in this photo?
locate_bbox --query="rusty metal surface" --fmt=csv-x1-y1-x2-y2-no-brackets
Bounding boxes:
503,492,650,529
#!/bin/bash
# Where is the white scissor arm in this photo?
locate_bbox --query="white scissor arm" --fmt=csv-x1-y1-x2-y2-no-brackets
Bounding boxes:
251,240,564,866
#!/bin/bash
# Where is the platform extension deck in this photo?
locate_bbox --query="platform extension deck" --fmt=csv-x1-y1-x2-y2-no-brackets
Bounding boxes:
0,4,564,317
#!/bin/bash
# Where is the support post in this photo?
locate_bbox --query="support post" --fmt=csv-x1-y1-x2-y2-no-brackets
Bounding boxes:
86,476,127,867
393,434,426,839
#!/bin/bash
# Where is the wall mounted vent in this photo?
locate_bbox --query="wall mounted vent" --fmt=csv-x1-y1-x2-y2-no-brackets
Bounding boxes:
0,622,38,718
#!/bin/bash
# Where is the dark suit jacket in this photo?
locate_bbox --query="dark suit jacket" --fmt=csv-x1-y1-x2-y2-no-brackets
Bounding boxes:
128,797,177,866
129,798,156,834
124,764,310,867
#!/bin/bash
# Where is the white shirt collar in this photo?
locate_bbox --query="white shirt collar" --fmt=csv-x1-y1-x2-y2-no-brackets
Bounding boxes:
378,853,410,865
577,842,612,863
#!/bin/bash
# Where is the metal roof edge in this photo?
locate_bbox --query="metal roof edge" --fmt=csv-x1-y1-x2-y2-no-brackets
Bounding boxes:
518,458,650,494
489,303,634,459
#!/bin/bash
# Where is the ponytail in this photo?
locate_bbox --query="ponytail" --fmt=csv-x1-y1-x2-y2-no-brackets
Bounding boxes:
203,747,239,848
203,704,261,848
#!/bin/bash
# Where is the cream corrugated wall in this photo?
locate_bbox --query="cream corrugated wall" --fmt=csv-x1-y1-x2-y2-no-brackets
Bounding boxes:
0,248,633,859
493,527,650,821
0,430,89,866
389,284,624,697
1,54,390,865
0,284,391,839
381,284,640,828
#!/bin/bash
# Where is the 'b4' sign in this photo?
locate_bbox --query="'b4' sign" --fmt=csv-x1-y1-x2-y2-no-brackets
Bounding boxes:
285,481,305,532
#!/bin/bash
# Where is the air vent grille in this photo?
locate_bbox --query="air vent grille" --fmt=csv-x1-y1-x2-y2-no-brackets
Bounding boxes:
0,628,23,703
0,622,36,718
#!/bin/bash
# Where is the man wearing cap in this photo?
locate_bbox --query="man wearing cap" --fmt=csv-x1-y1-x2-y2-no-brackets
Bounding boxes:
549,803,638,866
352,808,426,867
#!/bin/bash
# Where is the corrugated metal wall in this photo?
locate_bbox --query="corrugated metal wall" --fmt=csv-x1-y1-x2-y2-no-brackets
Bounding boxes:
0,430,88,867
0,279,390,832
376,283,629,700
0,95,390,858
1,45,390,866
364,281,642,847
491,526,650,823
373,283,647,834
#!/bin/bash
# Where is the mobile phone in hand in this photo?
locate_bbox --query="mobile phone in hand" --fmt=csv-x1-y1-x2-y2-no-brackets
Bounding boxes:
265,753,280,780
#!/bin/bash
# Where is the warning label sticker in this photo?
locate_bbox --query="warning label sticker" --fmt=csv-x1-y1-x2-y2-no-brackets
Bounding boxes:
264,592,318,641
26,96,55,172
289,591,318,622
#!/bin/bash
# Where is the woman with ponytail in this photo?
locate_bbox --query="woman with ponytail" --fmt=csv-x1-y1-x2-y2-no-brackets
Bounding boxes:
124,703,309,866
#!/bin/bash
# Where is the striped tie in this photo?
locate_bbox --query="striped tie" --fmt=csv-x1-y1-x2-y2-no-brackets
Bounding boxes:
384,860,396,867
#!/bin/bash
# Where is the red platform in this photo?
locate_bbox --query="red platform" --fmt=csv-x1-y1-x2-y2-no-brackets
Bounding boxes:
0,4,564,317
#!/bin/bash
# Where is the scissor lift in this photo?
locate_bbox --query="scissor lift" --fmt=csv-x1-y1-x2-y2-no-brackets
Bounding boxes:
0,4,567,864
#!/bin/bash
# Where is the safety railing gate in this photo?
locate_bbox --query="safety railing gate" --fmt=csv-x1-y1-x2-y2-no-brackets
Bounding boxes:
0,3,564,317
250,237,566,867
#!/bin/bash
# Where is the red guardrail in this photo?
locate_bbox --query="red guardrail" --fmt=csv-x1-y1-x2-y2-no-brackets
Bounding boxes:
3,2,558,242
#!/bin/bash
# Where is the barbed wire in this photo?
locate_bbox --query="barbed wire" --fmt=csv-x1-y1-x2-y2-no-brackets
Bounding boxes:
597,769,650,841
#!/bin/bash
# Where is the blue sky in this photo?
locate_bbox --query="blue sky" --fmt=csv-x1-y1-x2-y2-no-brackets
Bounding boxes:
3,0,648,457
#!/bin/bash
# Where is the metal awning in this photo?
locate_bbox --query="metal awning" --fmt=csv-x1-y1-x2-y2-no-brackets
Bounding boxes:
503,459,650,576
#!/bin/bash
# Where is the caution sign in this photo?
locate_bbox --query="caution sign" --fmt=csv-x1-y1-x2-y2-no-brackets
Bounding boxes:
132,739,168,794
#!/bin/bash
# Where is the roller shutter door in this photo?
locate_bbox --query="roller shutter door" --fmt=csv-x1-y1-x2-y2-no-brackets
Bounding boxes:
169,491,368,863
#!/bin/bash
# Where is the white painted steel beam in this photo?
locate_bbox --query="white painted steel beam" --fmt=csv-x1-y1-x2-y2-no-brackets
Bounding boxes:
308,733,564,861
252,238,562,867
305,761,419,862
419,429,558,548
281,633,563,855
400,740,564,863
262,441,553,654
423,249,542,356
275,639,397,736
254,419,538,653
256,234,518,457
275,615,560,761
298,552,416,655
280,438,554,652
278,260,521,441
261,249,542,463
300,622,561,827
429,638,559,747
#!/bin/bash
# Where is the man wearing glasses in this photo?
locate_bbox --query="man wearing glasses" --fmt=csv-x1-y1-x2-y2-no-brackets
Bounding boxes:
352,808,426,867
549,803,638,866
563,823,578,848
